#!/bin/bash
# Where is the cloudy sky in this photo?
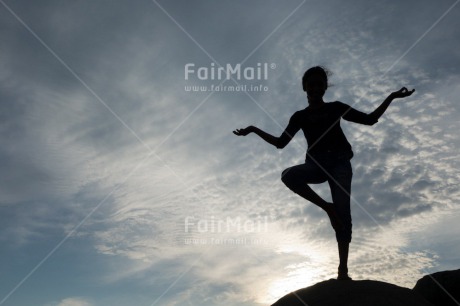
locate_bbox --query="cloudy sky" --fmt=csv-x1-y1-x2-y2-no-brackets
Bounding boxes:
1,0,460,305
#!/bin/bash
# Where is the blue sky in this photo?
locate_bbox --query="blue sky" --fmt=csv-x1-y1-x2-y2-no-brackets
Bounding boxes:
1,0,460,305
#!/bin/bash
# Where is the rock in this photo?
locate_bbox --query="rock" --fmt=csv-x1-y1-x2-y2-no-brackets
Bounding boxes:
272,279,432,306
413,269,460,306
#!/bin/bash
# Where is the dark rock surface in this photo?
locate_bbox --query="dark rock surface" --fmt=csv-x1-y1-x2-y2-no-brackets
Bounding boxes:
413,269,460,306
272,279,432,306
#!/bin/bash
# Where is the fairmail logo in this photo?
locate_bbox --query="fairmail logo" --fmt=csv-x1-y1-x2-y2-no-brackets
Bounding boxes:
184,62,275,81
184,215,269,233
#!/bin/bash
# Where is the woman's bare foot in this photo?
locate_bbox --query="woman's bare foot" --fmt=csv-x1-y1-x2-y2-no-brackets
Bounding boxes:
337,273,352,281
338,265,352,281
324,203,344,231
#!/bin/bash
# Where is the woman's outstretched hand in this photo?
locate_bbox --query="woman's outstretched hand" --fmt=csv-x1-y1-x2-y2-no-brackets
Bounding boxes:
391,87,415,99
233,126,254,136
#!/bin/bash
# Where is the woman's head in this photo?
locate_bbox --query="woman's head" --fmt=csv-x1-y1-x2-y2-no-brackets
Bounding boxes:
302,66,330,99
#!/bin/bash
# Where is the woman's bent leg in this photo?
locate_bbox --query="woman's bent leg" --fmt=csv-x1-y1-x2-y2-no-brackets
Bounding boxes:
281,163,328,209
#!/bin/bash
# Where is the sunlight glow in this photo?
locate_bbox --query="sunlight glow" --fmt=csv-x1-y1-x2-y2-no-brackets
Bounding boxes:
258,232,336,304
263,261,335,304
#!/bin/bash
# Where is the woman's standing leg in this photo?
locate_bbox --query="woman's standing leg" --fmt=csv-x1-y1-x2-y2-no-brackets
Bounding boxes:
327,159,353,280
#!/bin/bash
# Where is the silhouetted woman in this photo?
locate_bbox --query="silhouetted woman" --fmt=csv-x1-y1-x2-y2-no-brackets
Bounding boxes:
233,66,414,280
